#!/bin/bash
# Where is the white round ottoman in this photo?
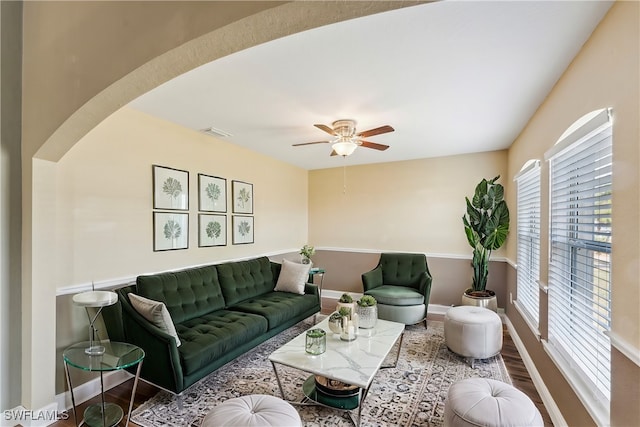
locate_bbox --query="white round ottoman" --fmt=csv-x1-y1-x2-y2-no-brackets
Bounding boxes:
444,305,502,367
444,378,543,427
201,394,301,427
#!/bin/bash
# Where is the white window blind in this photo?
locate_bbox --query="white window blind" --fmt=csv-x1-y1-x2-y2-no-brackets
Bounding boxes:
515,161,541,326
547,111,612,406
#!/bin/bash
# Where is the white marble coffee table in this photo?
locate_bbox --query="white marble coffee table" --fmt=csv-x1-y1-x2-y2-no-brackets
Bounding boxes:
269,316,405,426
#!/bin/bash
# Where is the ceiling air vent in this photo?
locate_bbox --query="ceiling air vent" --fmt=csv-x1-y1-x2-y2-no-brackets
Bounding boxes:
201,126,233,138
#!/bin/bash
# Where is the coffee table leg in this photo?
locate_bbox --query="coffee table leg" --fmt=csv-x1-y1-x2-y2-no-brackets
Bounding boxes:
270,361,287,400
382,332,404,369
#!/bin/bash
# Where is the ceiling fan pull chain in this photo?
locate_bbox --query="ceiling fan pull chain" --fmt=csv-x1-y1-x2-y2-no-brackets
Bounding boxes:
343,162,347,195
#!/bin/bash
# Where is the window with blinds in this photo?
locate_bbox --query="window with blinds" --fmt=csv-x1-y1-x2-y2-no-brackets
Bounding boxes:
546,109,612,407
515,161,541,326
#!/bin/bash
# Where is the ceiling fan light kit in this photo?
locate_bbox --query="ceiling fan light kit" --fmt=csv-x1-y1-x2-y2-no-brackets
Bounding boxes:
293,119,394,157
332,140,358,157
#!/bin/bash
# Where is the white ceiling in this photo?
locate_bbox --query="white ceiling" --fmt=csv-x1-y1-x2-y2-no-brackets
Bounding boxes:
129,1,612,170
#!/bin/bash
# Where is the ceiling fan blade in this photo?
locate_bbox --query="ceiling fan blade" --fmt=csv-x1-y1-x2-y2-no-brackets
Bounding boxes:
356,125,394,138
360,140,390,151
314,124,338,136
330,150,338,156
292,141,330,147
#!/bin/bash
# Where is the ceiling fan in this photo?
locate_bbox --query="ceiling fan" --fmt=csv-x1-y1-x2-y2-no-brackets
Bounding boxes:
292,119,394,156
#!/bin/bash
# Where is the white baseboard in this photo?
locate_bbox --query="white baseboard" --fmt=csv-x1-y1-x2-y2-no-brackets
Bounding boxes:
504,316,567,427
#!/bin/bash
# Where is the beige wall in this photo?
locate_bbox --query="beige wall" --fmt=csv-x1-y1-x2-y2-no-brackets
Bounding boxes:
505,2,639,426
307,151,510,312
52,107,308,393
55,107,307,284
309,150,508,255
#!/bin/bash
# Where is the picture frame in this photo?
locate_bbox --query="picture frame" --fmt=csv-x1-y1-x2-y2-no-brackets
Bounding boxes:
198,174,227,212
232,180,253,214
232,215,254,245
153,212,189,251
153,165,189,211
198,214,227,247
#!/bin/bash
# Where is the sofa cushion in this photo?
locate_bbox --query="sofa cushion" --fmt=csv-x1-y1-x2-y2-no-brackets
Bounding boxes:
365,285,425,306
176,310,268,376
274,259,310,295
129,293,182,347
136,265,225,324
217,257,275,306
231,291,319,329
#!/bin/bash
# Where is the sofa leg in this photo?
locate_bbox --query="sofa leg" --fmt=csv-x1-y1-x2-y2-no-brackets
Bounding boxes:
176,393,184,410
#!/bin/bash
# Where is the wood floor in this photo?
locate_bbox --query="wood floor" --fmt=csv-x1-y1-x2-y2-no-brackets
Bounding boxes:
50,311,553,427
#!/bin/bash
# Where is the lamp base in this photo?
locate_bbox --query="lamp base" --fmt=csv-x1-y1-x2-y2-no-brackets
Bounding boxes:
85,345,106,356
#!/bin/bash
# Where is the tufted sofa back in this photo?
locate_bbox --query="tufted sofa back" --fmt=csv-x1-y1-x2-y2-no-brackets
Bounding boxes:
216,256,275,306
136,264,225,324
379,253,430,289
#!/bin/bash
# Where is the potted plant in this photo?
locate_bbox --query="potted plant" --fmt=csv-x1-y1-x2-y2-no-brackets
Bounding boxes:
356,295,378,329
335,293,355,315
461,175,510,311
299,244,315,265
328,310,346,334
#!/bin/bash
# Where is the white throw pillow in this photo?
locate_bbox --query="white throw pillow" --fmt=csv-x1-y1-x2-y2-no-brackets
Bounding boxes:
274,259,311,295
129,293,181,347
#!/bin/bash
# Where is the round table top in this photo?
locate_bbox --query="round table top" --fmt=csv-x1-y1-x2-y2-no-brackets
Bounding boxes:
72,290,118,307
63,341,144,371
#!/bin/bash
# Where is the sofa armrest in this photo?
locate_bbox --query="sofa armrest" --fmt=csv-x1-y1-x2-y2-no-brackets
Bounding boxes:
362,266,384,292
117,290,185,393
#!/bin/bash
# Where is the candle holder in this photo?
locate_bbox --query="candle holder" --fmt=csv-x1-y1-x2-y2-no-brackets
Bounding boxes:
340,315,357,341
305,328,326,355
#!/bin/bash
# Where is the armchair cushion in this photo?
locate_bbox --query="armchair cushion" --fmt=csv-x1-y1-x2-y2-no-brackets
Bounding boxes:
379,253,429,288
365,285,424,306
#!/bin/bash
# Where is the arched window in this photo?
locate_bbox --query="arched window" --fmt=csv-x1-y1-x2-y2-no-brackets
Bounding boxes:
544,108,612,422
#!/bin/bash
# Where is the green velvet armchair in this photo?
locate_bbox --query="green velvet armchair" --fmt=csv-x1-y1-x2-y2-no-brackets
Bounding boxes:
362,253,432,327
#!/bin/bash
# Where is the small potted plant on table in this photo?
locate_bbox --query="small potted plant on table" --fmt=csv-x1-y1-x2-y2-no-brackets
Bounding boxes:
336,293,355,315
299,244,315,265
356,295,378,329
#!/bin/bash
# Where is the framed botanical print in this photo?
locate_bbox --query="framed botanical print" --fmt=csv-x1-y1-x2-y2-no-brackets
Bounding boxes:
198,174,227,212
232,180,253,214
153,212,189,251
198,214,227,247
153,165,189,211
232,215,254,245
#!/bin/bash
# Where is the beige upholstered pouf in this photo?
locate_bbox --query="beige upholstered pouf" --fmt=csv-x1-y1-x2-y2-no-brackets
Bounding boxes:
201,394,301,427
444,305,502,367
444,378,543,427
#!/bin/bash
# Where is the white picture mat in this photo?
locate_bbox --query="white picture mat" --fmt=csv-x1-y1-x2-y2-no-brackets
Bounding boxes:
153,165,189,210
198,174,227,212
154,212,189,251
232,215,254,244
232,180,253,214
199,214,227,247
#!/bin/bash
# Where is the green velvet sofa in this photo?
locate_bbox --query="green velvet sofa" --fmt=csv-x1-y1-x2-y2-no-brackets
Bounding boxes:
103,256,320,394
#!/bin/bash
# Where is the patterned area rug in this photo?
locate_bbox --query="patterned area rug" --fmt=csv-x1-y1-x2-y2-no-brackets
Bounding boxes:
131,318,511,427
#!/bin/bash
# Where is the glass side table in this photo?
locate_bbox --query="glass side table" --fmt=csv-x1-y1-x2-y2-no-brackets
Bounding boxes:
308,267,325,308
63,341,145,427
